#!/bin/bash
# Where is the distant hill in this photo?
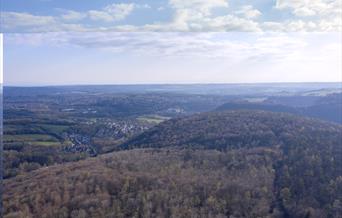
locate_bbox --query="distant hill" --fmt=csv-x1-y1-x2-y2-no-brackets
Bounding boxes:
3,111,342,218
216,93,342,124
303,93,342,124
216,102,299,114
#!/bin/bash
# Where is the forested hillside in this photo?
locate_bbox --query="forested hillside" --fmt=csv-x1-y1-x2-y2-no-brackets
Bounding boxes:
122,110,341,150
3,111,342,218
4,148,281,218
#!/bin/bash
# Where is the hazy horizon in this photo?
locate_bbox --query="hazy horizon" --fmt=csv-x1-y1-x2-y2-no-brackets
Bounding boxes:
4,81,342,88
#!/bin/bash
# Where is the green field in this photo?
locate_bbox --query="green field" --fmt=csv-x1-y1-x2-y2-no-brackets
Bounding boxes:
137,115,170,124
39,124,70,134
4,134,59,143
27,141,61,146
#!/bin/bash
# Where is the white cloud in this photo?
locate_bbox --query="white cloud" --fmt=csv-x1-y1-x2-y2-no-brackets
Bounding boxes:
5,32,341,84
168,0,229,30
235,5,261,19
195,15,261,31
169,0,229,15
0,3,141,32
88,3,135,22
262,19,341,32
138,4,152,9
0,0,341,32
275,0,341,17
88,10,115,22
147,0,262,31
60,10,87,21
4,32,320,60
1,12,56,28
272,0,341,31
0,12,87,32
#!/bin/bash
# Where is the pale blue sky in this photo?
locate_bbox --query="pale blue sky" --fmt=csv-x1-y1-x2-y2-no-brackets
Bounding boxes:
1,0,341,32
4,32,341,85
2,1,341,85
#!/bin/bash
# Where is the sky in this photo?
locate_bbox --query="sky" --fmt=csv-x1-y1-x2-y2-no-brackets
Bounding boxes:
4,32,342,85
1,0,341,85
1,0,341,32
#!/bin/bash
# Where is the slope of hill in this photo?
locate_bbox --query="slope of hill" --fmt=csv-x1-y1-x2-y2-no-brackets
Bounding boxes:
3,111,342,218
303,93,342,124
121,110,341,150
4,148,281,218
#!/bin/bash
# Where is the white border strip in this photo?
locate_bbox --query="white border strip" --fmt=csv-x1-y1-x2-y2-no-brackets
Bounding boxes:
0,33,2,85
0,32,3,217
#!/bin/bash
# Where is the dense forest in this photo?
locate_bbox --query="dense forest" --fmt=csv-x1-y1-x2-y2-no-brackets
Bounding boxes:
3,111,342,218
4,148,280,218
122,110,341,150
